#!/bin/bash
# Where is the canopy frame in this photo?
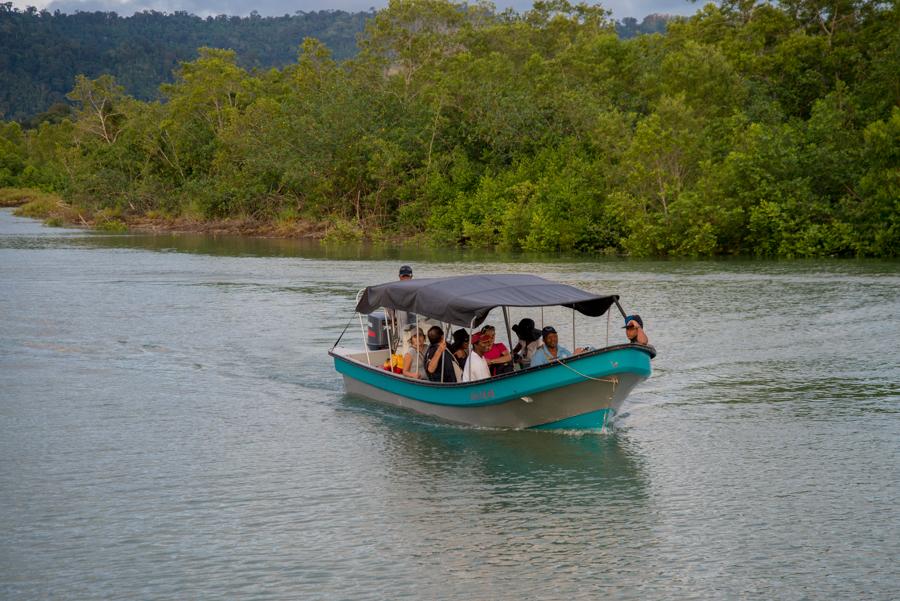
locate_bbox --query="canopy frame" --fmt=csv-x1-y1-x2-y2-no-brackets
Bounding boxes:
355,274,621,330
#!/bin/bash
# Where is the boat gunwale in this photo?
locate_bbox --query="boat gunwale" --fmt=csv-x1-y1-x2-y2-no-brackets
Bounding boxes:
329,342,655,390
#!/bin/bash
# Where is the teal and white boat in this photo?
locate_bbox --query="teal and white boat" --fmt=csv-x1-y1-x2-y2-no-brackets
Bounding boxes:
330,274,655,431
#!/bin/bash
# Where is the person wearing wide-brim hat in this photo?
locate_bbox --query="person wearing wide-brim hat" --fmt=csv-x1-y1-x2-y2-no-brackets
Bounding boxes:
511,317,543,369
402,325,428,380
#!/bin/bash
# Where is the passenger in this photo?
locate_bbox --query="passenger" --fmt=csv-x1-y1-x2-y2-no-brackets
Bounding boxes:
448,328,470,369
461,332,492,382
624,314,649,345
511,318,543,369
531,326,577,367
424,325,458,383
402,327,427,380
480,325,513,376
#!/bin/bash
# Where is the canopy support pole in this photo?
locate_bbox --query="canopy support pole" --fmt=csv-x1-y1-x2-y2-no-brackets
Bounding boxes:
572,307,576,350
414,315,421,375
606,307,611,348
385,308,394,356
614,299,627,319
353,289,372,365
359,313,371,365
440,322,448,383
502,306,513,353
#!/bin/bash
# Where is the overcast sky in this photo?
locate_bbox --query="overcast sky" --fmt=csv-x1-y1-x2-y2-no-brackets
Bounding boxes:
12,0,701,21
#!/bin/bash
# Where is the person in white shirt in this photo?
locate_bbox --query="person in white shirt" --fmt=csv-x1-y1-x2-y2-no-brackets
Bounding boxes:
461,332,492,382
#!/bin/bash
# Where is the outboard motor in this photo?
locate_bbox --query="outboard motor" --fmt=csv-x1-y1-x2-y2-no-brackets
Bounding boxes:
366,311,390,351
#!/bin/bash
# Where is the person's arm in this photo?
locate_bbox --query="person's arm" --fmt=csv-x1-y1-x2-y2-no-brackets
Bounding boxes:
487,344,512,365
427,341,445,374
490,351,512,365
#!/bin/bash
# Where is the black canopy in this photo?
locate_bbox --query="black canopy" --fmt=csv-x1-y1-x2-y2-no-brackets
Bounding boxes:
355,274,619,328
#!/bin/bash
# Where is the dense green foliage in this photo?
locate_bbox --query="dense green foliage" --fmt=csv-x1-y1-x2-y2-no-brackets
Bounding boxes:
2,0,898,257
0,4,370,120
1,5,669,122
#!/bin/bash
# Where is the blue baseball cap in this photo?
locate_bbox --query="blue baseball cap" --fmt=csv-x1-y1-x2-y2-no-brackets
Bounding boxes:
623,315,643,328
399,265,413,277
541,326,557,339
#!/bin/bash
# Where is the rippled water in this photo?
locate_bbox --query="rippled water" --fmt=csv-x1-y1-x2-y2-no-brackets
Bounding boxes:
1,209,898,600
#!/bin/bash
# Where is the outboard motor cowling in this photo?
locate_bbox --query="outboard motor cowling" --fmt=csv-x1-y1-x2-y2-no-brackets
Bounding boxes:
367,311,389,351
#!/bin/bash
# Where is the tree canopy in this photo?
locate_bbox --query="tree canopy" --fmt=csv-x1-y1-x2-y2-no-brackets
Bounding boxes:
2,0,898,257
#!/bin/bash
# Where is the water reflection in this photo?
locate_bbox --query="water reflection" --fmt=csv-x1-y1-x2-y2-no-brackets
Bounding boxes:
342,396,649,505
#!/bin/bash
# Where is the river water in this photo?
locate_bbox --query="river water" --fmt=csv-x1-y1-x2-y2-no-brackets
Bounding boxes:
1,208,898,600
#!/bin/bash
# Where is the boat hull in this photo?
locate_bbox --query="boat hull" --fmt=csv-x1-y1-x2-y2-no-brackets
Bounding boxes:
331,345,652,430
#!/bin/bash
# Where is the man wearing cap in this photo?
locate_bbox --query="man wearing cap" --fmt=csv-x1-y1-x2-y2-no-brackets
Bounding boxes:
530,326,575,367
623,314,649,345
390,265,415,353
461,332,491,382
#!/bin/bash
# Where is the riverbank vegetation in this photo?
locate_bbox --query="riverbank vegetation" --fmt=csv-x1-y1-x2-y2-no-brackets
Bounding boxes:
1,0,897,257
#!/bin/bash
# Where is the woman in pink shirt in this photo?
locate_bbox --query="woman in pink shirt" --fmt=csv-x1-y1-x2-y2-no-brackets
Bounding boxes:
479,325,513,375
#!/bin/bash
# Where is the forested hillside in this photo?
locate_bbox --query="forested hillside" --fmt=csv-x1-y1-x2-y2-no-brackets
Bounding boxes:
0,4,669,121
0,5,370,120
1,0,898,257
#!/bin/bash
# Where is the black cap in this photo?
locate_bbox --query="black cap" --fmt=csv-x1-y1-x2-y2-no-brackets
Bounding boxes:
541,325,557,339
399,265,413,277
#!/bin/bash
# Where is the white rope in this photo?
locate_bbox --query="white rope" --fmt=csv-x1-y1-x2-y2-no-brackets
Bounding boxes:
553,353,619,389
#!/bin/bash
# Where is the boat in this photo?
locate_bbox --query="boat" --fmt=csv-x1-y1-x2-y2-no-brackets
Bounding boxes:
329,274,655,431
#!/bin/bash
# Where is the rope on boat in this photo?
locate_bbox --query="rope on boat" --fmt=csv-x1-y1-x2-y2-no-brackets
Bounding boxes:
556,358,619,392
332,312,357,350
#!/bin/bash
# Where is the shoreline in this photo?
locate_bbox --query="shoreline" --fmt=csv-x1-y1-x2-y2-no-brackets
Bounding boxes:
1,187,346,241
122,215,328,239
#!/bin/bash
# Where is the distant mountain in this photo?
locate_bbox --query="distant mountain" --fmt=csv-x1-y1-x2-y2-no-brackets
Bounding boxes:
0,6,370,121
615,14,673,39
